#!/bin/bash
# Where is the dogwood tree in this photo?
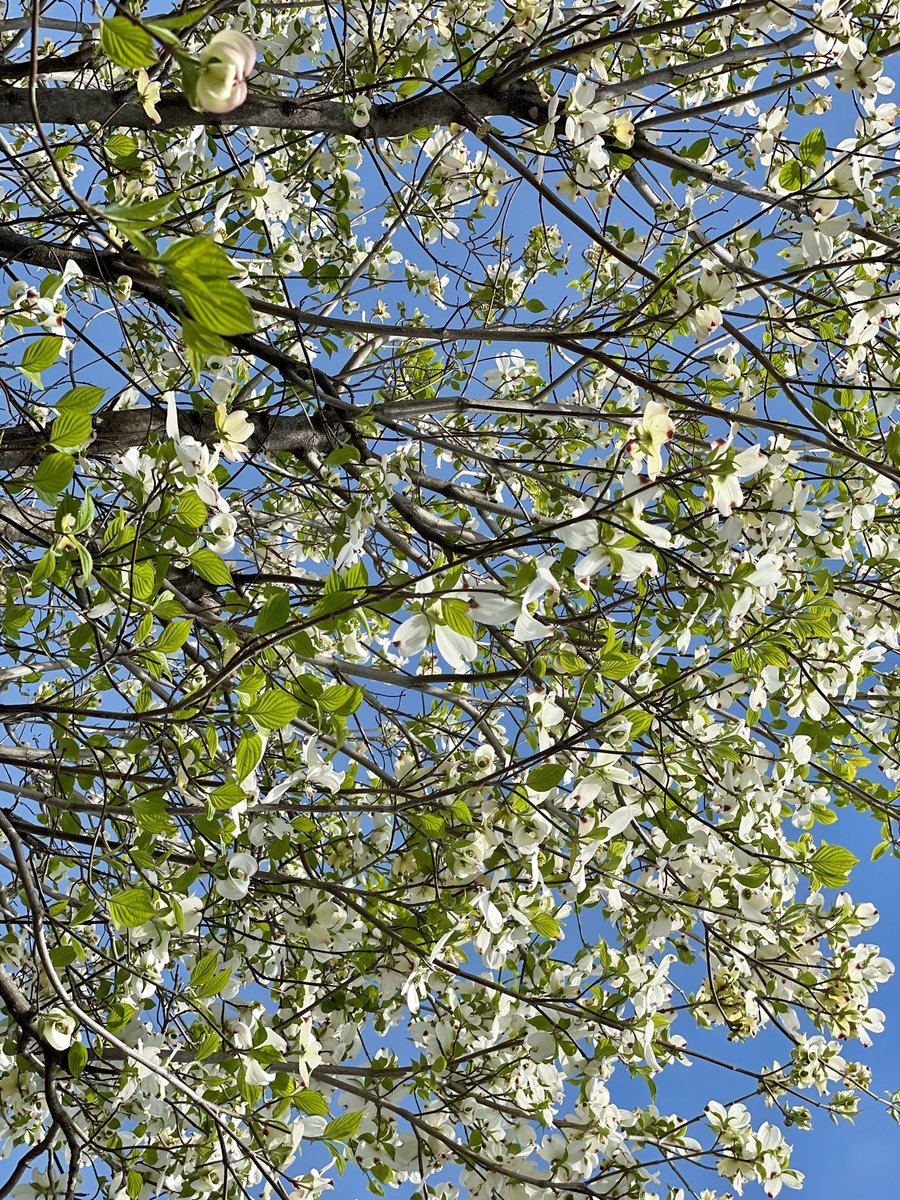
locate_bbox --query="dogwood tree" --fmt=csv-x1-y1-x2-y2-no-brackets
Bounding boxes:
1,1,899,1198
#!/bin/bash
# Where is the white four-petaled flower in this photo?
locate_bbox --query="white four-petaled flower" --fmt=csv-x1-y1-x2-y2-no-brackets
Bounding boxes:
628,400,675,480
215,404,255,462
38,1008,77,1052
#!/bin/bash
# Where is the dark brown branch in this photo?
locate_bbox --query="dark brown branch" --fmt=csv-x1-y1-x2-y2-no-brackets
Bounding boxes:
0,48,94,81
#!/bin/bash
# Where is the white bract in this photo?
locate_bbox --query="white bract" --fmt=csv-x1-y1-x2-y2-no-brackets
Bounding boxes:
627,400,676,479
709,439,768,515
215,404,255,461
38,1009,77,1052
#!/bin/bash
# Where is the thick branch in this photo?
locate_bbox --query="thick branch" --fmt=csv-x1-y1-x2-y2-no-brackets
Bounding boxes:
0,78,547,135
0,500,53,545
0,407,331,469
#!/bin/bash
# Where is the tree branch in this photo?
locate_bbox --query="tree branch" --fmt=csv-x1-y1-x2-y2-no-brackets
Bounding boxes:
0,78,547,135
0,226,345,403
0,407,334,469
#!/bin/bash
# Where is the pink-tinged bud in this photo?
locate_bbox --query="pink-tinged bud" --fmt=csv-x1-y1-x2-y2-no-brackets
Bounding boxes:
194,29,256,115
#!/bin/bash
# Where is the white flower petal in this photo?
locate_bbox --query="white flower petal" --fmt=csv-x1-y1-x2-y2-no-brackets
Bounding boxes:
467,592,521,625
392,614,430,656
434,624,477,670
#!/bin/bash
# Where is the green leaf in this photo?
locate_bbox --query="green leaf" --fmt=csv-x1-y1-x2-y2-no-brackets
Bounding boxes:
126,1171,143,1200
810,843,859,889
107,1001,137,1033
310,590,355,621
189,952,219,992
319,684,364,715
147,0,220,30
194,1027,221,1059
255,590,291,636
132,796,173,835
181,318,230,381
178,275,256,336
50,944,77,971
130,561,158,602
600,651,640,681
526,762,566,792
325,565,366,595
116,222,157,259
50,408,93,452
323,1110,363,1141
885,424,900,469
100,16,158,68
72,492,95,535
210,783,245,811
68,1041,88,1077
799,127,827,167
440,598,475,640
162,236,233,276
414,812,446,839
19,335,61,386
235,733,263,782
778,160,805,193
684,136,710,160
105,134,139,160
736,863,768,888
531,912,562,939
33,453,75,499
74,541,93,587
196,967,232,998
163,237,255,336
22,336,62,372
323,445,360,468
177,489,208,529
155,619,193,655
106,195,173,227
31,550,56,587
108,887,156,929
56,386,105,413
451,798,473,825
190,548,233,587
296,1088,331,1116
629,709,653,739
248,689,300,731
554,650,589,674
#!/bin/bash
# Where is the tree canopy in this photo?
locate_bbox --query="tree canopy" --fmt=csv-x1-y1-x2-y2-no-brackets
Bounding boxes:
0,2,899,1198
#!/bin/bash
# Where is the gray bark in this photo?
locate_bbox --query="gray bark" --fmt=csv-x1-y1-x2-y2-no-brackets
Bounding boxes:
0,407,332,470
0,78,547,136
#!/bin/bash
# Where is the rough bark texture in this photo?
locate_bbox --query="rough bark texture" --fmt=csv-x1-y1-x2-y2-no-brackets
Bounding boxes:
0,408,333,470
0,78,548,135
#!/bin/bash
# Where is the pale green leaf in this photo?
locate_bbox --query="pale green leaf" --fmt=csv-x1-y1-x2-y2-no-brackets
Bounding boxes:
100,16,157,68
108,887,156,929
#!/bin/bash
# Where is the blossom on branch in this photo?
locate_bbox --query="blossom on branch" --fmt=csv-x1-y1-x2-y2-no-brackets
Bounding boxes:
193,29,256,115
627,400,675,479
